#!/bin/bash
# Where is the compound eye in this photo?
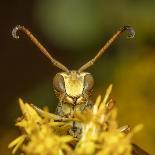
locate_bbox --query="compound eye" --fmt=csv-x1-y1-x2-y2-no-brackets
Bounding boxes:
84,74,94,92
53,73,65,92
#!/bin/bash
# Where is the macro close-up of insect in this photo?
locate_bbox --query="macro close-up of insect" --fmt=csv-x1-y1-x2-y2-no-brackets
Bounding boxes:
12,25,135,136
11,25,150,155
12,25,135,132
0,1,154,154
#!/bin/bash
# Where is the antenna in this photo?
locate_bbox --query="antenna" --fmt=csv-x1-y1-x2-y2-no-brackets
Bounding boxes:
78,26,135,72
12,25,69,73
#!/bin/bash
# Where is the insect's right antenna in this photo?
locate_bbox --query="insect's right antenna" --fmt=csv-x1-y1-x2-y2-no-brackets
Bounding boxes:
12,25,69,73
78,26,135,72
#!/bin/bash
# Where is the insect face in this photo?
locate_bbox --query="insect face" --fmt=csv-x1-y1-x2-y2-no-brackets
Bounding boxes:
53,71,94,105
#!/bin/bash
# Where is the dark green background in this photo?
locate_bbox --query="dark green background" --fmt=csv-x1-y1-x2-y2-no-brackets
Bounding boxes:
0,0,155,154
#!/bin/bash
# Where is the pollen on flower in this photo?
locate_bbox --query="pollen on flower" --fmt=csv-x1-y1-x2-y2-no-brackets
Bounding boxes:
8,85,141,155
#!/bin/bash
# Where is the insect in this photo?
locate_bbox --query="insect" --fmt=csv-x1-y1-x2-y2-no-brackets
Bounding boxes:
12,25,135,137
12,25,151,155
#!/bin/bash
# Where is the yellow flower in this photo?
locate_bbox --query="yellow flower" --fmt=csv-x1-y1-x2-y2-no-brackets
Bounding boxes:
9,85,141,155
8,98,73,155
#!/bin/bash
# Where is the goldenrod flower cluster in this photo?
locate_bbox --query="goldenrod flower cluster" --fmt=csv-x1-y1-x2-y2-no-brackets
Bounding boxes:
8,85,142,155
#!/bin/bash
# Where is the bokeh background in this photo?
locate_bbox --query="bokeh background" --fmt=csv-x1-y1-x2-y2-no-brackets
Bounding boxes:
0,0,155,154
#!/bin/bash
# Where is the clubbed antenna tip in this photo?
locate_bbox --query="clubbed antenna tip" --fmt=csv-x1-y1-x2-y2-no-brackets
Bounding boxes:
12,25,22,39
123,26,135,39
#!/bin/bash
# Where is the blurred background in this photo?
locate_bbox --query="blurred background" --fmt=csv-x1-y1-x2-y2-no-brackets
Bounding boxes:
0,0,155,154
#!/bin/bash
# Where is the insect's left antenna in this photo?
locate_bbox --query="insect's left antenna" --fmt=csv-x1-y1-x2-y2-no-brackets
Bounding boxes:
12,25,69,73
78,26,135,72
